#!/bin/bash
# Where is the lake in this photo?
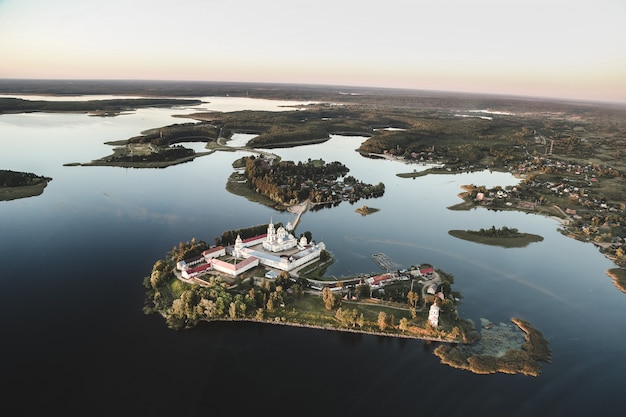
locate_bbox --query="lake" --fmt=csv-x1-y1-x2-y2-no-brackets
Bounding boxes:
0,96,623,416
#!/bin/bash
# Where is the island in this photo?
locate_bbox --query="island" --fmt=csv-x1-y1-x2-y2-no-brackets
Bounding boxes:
355,205,380,216
0,169,52,201
448,226,544,248
143,219,551,376
231,156,384,210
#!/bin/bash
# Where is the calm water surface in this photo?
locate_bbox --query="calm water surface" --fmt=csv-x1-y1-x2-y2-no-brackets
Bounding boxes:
0,97,623,416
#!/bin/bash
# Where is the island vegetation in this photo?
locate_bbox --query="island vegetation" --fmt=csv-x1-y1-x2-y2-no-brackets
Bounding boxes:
355,205,380,216
448,226,544,248
237,155,384,208
433,318,551,377
0,169,52,201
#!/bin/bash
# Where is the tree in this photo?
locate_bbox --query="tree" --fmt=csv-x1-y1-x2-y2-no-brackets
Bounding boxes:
322,287,338,310
356,283,370,299
399,317,409,332
377,311,387,331
335,308,346,326
266,297,275,312
407,290,419,308
357,313,365,328
229,302,237,319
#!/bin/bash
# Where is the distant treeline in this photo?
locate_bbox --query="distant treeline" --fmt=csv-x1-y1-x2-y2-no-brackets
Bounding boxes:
0,97,201,114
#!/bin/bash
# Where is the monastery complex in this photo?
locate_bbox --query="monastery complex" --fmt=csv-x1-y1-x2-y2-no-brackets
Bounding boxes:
174,219,443,327
176,219,325,280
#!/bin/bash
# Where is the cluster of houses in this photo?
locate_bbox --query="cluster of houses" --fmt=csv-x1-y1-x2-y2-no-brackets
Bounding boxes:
366,265,435,290
176,219,325,281
366,265,443,327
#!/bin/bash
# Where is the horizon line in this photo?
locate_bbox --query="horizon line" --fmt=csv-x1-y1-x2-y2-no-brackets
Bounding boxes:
0,77,625,107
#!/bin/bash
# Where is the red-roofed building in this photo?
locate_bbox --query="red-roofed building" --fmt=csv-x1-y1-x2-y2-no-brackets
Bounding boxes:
202,245,226,260
211,256,259,276
181,262,213,279
242,234,266,244
367,273,397,289
419,266,434,276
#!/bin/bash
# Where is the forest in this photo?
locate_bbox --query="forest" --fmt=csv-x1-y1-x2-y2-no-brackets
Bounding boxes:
241,155,385,206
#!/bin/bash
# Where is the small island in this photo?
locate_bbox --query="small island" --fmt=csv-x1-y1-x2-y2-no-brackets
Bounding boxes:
448,226,544,248
355,205,380,216
0,169,52,201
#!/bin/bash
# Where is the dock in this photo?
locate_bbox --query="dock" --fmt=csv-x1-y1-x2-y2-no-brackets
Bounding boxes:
371,253,402,271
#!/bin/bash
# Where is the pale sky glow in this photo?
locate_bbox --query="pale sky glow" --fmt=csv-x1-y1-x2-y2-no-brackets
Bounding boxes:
1,0,625,102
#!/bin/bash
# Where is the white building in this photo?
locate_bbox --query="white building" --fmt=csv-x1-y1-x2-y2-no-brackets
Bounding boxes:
428,302,440,327
179,220,326,281
232,219,325,272
202,245,226,261
263,220,298,252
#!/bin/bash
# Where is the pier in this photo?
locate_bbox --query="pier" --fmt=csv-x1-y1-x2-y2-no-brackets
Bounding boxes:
372,252,402,272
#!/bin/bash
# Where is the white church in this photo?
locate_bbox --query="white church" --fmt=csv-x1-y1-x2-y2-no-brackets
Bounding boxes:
233,219,325,273
177,219,325,280
262,220,306,252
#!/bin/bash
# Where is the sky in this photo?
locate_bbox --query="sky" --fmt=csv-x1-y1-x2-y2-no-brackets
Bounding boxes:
1,0,625,103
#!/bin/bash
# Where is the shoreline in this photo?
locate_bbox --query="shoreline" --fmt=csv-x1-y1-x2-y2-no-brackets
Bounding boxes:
606,268,626,293
0,179,51,201
185,315,456,343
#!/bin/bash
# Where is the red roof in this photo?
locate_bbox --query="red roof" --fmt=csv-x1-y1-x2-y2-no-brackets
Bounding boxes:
243,234,266,243
420,267,434,274
186,263,212,274
371,274,391,284
212,256,258,271
202,246,225,255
